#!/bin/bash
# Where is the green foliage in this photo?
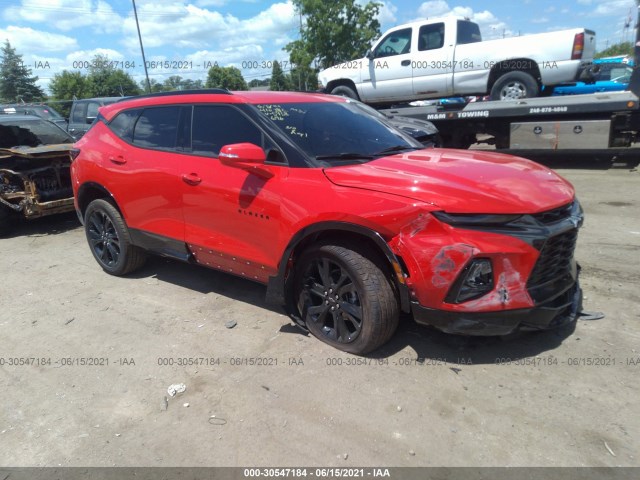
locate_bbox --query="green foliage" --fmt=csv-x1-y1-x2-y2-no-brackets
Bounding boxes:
595,42,634,59
285,0,381,74
0,41,45,102
85,55,141,97
205,65,248,90
248,78,271,88
50,71,89,100
269,61,290,91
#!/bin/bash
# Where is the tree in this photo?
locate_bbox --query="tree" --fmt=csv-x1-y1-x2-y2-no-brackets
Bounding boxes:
0,41,45,102
595,42,634,59
286,41,318,91
269,61,290,91
205,65,248,90
285,0,381,73
50,71,89,100
248,78,270,88
85,54,141,97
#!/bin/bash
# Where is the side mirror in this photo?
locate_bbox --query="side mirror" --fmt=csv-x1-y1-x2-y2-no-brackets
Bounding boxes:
86,116,96,125
219,143,273,178
366,49,375,61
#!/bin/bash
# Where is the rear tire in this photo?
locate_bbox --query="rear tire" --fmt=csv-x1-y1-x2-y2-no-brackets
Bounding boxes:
84,199,146,276
330,85,360,100
490,72,539,100
294,244,399,355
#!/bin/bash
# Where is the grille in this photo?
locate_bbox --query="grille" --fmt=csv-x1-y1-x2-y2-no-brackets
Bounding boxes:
531,202,574,225
527,229,578,289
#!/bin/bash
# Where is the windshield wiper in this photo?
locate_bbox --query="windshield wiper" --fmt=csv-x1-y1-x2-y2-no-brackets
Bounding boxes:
373,145,419,156
315,152,375,160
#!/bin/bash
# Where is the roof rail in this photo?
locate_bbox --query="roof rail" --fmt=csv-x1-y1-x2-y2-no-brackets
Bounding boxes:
120,89,232,102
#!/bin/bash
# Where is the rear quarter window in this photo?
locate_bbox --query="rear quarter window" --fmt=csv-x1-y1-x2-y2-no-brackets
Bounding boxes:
109,109,142,142
132,106,182,149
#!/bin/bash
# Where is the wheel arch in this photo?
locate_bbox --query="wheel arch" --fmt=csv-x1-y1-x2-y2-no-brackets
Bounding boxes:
325,79,360,97
266,221,411,326
77,182,121,222
487,58,542,91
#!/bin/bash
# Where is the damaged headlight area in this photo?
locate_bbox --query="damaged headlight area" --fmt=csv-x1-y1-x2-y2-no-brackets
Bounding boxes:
445,258,494,303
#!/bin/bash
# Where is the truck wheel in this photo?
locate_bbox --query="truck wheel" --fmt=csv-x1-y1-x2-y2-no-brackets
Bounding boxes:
84,199,146,276
330,85,360,100
294,244,399,355
490,72,539,100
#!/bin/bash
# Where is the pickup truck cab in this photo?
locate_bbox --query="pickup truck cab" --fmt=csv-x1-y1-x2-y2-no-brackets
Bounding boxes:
68,97,122,140
319,17,595,104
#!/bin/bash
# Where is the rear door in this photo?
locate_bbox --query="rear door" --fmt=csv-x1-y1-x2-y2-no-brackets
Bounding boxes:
411,22,454,98
103,105,188,241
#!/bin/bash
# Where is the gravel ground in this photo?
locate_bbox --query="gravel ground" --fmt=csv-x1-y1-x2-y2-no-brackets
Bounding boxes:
0,159,638,469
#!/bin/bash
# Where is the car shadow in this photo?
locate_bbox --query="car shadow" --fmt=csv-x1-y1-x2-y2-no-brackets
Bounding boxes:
130,255,285,315
0,211,81,239
371,314,578,365
131,256,578,362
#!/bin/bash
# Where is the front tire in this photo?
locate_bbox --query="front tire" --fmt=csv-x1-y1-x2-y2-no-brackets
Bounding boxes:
84,199,146,276
490,72,539,100
294,244,399,355
330,85,360,100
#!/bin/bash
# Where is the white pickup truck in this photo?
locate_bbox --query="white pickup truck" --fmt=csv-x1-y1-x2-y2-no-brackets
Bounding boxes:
318,17,596,104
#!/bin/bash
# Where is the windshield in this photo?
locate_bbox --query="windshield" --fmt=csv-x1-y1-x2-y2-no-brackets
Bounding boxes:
0,118,73,148
254,101,421,165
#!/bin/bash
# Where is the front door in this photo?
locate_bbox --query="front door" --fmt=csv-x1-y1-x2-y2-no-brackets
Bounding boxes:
179,105,287,282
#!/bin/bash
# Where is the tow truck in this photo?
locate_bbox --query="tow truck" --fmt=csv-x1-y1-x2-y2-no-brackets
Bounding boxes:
380,3,640,160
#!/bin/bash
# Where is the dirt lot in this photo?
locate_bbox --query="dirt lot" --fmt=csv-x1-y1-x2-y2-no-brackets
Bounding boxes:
0,159,638,469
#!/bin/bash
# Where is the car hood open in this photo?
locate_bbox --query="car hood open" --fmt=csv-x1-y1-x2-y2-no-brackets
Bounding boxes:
322,148,575,214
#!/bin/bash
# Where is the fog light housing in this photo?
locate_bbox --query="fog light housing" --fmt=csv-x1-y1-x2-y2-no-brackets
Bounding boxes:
445,258,494,303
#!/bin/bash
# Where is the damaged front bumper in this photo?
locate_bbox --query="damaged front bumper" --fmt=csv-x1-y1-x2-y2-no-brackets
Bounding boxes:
411,279,582,336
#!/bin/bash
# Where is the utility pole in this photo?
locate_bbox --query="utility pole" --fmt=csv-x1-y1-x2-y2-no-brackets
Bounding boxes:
132,0,151,94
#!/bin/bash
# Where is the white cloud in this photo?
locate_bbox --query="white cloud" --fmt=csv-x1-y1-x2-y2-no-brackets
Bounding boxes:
531,17,550,24
0,26,78,52
418,1,451,18
5,0,123,34
120,1,297,57
593,0,635,16
377,1,398,26
416,3,513,39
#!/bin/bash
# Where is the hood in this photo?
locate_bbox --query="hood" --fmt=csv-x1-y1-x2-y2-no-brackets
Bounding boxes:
0,144,73,159
323,149,575,214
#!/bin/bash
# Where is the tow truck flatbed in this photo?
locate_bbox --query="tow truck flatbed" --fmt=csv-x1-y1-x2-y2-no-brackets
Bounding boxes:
382,91,640,152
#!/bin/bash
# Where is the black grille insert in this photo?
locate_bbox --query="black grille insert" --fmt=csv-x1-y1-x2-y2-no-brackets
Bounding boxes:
527,229,578,290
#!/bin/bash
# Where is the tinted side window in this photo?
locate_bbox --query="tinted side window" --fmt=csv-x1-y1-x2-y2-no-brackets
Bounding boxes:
133,107,181,149
191,105,262,157
457,21,481,44
87,102,100,118
71,103,87,123
418,23,444,51
109,109,142,142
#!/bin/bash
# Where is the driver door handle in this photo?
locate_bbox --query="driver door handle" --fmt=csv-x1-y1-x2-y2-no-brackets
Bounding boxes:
182,173,202,186
109,155,126,165
401,60,411,66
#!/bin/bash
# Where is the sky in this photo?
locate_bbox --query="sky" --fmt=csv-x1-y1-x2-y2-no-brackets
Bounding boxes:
0,0,638,94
